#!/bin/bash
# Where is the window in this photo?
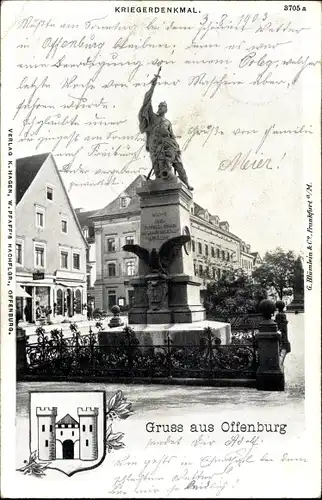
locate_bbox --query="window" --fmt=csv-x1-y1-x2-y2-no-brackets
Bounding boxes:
73,253,80,270
86,439,89,447
221,250,225,260
50,425,53,432
216,248,220,258
199,264,203,275
89,425,93,432
107,238,116,252
57,289,63,315
83,227,89,239
35,246,45,267
82,425,85,432
75,289,82,313
42,425,45,432
125,236,134,245
45,440,49,447
217,269,221,279
126,261,135,276
16,242,23,264
108,263,116,277
205,244,208,256
72,431,74,436
120,197,128,208
36,211,44,228
211,247,215,258
192,240,195,252
61,219,67,233
46,187,53,201
61,251,68,269
212,267,216,278
227,253,230,262
61,431,63,436
198,242,202,254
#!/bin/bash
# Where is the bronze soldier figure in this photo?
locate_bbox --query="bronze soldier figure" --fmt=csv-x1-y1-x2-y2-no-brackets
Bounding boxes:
138,67,193,190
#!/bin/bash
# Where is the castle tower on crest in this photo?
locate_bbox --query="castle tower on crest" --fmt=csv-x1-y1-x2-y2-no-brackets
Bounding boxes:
36,407,58,460
77,407,98,460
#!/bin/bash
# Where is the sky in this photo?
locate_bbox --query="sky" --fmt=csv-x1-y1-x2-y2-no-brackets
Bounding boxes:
7,1,320,256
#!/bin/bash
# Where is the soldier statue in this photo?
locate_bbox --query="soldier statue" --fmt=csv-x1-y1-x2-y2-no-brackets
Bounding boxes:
138,67,193,190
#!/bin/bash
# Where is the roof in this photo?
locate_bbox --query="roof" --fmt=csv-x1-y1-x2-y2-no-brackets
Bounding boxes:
93,175,145,218
192,202,240,241
193,202,206,217
16,153,50,204
76,209,96,227
75,209,97,239
56,413,79,426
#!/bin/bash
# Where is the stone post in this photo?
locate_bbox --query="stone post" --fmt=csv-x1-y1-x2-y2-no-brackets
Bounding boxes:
108,305,124,328
255,299,285,391
16,326,27,379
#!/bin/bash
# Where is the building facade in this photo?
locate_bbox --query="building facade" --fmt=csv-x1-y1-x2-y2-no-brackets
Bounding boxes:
89,177,142,311
74,209,97,305
16,153,88,324
251,252,264,268
82,176,259,311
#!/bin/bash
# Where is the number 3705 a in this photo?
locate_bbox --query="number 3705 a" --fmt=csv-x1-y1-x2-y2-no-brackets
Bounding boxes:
284,4,306,10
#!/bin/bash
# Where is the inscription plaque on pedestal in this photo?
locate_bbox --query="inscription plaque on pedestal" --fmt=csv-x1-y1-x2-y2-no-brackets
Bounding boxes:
141,210,179,245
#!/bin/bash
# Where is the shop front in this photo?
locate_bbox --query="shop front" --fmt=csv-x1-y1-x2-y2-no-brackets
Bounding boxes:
16,271,55,324
16,272,86,324
55,284,85,319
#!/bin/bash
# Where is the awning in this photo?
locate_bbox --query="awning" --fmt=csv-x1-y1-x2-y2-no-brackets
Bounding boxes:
56,282,84,288
16,284,32,298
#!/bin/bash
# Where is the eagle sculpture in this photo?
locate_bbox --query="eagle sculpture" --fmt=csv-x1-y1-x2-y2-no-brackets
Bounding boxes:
123,235,190,274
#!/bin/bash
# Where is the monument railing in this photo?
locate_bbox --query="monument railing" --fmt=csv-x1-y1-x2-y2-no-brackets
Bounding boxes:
19,325,259,384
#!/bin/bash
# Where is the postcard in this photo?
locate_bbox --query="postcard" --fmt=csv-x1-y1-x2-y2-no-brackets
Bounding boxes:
1,0,321,497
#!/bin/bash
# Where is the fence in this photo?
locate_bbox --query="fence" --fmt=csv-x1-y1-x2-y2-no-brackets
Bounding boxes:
18,325,258,385
17,312,286,390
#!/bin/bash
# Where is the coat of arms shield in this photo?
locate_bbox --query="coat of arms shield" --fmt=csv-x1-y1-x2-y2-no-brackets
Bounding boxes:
29,391,106,476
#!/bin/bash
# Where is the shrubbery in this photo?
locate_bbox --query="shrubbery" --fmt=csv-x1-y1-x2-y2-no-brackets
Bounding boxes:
204,269,267,317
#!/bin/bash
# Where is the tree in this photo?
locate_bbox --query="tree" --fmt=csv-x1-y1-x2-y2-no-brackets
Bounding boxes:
252,248,299,300
204,268,267,317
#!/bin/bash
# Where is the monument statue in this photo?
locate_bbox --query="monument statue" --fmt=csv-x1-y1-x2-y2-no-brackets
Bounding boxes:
123,235,190,275
138,66,193,190
292,257,304,294
287,256,304,312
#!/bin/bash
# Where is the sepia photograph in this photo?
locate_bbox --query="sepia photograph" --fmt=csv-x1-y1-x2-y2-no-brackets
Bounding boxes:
1,0,321,497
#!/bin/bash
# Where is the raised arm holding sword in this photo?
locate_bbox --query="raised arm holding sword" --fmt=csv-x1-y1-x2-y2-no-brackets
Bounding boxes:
138,65,193,190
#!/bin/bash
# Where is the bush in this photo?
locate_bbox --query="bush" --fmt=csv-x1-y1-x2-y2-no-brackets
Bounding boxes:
204,269,267,317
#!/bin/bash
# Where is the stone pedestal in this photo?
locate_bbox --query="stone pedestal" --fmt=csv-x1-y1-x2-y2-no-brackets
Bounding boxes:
128,178,205,325
99,320,231,347
286,293,304,313
255,320,285,391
